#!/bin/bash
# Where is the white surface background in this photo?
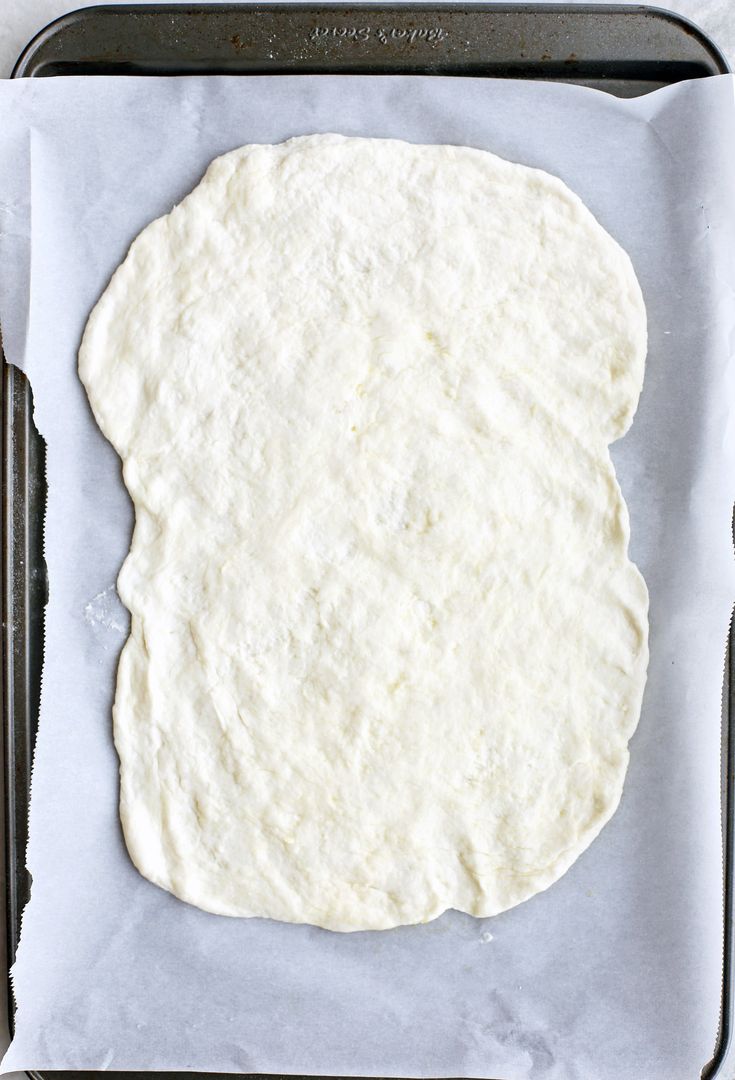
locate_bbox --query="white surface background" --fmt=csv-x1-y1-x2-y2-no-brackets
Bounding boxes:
0,1,733,1078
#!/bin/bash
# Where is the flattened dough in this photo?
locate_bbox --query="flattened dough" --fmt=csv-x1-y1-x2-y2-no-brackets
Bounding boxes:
79,134,648,932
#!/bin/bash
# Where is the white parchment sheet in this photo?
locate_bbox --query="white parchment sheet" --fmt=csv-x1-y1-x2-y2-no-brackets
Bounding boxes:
0,72,734,1080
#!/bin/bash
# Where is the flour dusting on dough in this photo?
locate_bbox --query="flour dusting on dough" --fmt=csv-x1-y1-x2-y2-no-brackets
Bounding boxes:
79,135,648,931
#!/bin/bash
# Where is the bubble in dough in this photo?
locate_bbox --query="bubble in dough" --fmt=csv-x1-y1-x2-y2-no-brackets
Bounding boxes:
79,134,648,932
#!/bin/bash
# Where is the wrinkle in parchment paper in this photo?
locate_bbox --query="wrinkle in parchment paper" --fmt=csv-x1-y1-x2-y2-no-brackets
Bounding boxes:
0,73,733,1080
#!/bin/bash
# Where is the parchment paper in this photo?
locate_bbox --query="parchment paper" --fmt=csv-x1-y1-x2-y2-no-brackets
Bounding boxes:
0,72,733,1080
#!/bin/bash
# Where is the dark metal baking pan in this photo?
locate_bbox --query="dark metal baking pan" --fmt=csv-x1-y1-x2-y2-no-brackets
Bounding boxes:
2,5,732,1080
11,3,729,96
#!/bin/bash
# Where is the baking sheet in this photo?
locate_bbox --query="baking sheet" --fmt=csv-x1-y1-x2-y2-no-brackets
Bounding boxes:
0,71,733,1080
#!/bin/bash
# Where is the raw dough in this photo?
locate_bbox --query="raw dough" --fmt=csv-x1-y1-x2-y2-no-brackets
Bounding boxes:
79,134,648,932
